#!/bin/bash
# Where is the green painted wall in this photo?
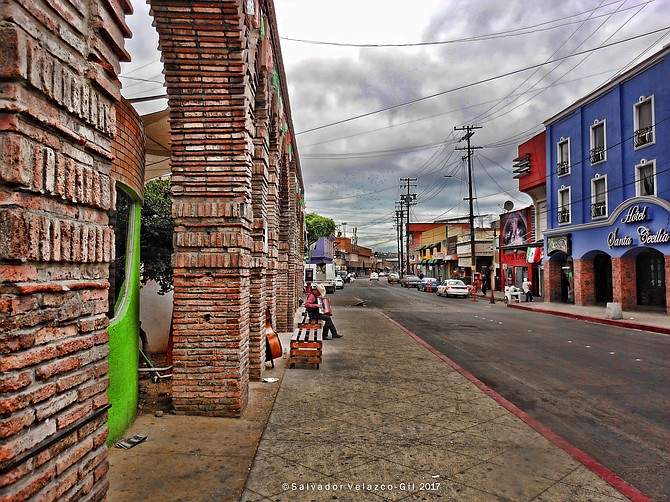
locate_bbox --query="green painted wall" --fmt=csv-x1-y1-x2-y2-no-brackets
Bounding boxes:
106,201,141,443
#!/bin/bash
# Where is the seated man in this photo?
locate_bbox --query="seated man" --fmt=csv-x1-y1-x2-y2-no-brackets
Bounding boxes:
304,284,342,339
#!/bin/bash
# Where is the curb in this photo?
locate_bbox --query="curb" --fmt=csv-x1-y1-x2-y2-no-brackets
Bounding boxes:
507,303,670,335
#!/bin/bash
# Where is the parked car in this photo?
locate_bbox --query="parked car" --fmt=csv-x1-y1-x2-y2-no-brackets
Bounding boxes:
387,272,400,283
369,272,379,281
399,275,422,288
436,279,469,298
334,276,344,289
417,278,440,292
378,272,387,277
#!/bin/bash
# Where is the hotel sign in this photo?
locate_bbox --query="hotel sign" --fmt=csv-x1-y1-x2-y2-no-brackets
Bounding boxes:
608,205,670,248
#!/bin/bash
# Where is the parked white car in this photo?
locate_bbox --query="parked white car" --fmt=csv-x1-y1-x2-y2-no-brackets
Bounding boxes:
334,276,344,289
369,272,379,281
436,279,469,298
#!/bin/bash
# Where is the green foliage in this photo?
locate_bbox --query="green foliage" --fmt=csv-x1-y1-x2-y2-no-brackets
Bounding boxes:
140,178,174,294
305,213,335,245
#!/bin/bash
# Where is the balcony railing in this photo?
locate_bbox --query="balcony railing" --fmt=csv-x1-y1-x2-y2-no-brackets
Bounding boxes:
558,208,570,223
590,147,605,164
591,201,607,217
634,126,653,147
557,160,570,176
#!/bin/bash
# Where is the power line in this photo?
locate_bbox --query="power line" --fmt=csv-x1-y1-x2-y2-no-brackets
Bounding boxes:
280,0,653,48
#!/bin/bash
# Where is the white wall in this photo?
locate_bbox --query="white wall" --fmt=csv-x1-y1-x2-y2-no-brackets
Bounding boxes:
139,281,173,353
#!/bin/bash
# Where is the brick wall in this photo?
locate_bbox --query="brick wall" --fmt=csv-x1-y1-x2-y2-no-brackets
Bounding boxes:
573,258,595,305
543,258,563,302
612,256,637,311
0,0,131,499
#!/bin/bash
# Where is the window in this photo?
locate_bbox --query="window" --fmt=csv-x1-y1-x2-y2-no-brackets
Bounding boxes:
590,121,606,164
591,176,607,218
558,187,571,224
557,138,570,176
636,160,656,196
634,97,654,148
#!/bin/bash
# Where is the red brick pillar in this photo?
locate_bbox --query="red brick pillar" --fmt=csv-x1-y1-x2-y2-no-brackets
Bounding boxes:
573,258,595,305
612,256,637,311
151,1,257,416
276,153,303,332
0,0,131,499
543,259,563,302
249,60,271,380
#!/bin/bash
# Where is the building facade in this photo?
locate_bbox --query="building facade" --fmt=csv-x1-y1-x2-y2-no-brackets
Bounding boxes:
544,44,670,311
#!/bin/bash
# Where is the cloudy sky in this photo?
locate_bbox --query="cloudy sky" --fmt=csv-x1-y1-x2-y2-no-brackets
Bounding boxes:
120,0,670,252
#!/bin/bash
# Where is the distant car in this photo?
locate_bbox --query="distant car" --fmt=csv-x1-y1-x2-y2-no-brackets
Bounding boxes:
436,279,469,298
337,270,350,283
417,278,440,292
334,276,344,289
369,272,379,281
387,272,400,283
378,272,387,277
399,275,422,288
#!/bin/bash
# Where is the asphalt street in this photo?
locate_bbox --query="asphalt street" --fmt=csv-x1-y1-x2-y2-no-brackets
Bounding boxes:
335,277,670,502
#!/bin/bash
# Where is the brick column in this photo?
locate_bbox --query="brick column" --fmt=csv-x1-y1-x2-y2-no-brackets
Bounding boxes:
573,258,595,305
543,258,563,302
249,57,271,381
151,1,257,416
0,0,131,499
612,256,637,311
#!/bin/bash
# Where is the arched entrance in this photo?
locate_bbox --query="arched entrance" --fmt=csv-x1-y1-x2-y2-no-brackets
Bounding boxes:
594,253,613,304
560,255,574,303
636,249,666,308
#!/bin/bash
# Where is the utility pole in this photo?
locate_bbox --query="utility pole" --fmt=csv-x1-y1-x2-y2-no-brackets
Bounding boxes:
396,201,405,277
455,125,482,299
400,178,417,276
395,204,404,276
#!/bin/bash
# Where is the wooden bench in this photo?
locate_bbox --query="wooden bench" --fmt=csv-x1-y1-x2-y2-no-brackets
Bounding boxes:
289,313,323,369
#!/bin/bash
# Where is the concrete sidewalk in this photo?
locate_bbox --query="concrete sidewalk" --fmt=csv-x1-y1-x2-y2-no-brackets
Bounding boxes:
108,299,661,501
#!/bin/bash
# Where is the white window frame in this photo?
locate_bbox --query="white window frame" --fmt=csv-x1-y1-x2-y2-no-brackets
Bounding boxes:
635,159,656,197
558,186,571,225
633,96,655,149
557,138,570,177
591,175,607,219
590,120,606,164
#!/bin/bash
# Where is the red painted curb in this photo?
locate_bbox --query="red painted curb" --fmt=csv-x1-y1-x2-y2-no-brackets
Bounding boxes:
380,312,653,502
507,303,670,335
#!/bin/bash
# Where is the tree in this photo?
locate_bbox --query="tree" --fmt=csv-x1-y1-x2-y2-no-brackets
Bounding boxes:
140,178,174,294
304,213,335,246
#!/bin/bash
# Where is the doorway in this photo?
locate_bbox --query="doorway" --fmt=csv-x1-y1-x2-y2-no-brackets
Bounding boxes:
594,254,613,304
636,249,666,308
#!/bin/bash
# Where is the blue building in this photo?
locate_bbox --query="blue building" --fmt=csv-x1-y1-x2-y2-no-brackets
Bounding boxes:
543,44,670,312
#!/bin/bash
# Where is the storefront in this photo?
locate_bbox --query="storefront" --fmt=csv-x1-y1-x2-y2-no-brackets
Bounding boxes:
499,208,542,296
545,198,670,311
